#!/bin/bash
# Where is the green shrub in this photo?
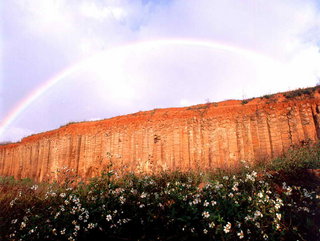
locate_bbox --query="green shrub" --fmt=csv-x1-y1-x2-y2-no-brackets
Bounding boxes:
1,143,320,240
241,100,248,105
262,94,272,99
283,87,316,99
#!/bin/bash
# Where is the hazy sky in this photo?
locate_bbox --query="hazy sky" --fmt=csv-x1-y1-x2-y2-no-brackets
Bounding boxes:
1,0,320,142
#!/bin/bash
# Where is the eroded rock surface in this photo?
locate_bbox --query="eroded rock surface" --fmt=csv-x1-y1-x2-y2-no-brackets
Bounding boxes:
1,89,320,181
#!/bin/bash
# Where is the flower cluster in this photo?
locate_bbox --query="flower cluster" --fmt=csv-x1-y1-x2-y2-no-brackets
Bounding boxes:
1,165,319,241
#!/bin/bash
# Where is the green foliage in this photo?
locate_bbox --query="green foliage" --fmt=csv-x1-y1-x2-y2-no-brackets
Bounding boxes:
261,94,277,103
59,121,82,128
283,87,316,99
262,94,272,99
187,104,210,111
1,144,320,241
241,100,248,105
257,142,320,173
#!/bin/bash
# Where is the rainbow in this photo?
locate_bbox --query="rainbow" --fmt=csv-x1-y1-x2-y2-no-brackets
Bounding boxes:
0,39,281,140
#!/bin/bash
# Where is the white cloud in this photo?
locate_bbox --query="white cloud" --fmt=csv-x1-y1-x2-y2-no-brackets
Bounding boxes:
1,0,320,142
0,126,33,142
16,0,74,34
79,2,128,21
179,99,194,107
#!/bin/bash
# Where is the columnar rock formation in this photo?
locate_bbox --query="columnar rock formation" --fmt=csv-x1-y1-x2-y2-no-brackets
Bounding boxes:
1,88,320,182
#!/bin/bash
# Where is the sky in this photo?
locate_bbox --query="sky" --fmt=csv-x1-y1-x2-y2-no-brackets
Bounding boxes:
1,0,320,142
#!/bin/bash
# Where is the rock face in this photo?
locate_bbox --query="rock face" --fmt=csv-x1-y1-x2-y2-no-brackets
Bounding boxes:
1,88,320,182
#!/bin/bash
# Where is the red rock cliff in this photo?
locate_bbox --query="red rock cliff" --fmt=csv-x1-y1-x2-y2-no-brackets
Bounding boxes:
1,88,320,182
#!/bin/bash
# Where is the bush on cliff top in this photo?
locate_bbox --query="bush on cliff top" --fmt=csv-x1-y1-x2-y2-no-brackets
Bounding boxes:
0,144,320,241
283,86,317,99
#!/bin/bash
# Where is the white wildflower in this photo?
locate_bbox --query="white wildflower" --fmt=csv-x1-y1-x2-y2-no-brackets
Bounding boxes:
10,199,16,207
87,223,95,229
285,186,292,196
223,222,231,233
54,211,61,219
202,211,210,218
119,196,126,204
211,200,217,206
237,230,244,239
232,183,239,192
254,210,263,218
31,185,38,191
20,222,26,229
106,214,112,222
192,197,201,205
276,197,283,206
303,207,310,213
245,174,254,182
209,222,215,228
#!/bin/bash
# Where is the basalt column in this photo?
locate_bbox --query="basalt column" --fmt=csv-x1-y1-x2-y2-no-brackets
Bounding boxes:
0,96,320,182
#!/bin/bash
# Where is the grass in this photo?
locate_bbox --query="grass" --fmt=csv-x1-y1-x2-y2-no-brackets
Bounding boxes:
0,143,320,241
241,98,254,105
283,87,317,99
59,121,82,128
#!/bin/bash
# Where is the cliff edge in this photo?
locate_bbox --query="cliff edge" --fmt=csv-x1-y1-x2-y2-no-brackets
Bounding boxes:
1,87,320,181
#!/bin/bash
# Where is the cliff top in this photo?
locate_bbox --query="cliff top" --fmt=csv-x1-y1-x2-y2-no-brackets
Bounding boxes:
2,85,320,147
